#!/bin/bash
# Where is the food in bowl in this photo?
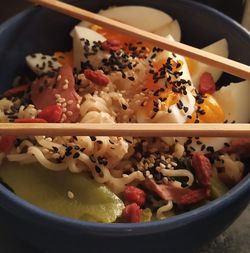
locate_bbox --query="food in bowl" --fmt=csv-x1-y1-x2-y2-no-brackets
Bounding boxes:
0,5,249,224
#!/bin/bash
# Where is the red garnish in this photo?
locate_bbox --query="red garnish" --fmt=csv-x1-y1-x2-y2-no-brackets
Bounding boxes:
192,152,212,188
15,118,48,123
122,203,141,223
221,138,250,158
3,84,30,97
0,136,16,154
31,65,82,123
101,39,122,51
123,186,146,207
38,105,63,123
178,188,208,205
198,72,216,95
84,69,109,86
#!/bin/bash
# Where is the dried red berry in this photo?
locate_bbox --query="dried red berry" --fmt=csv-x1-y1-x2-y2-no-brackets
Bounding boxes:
123,186,146,206
0,136,16,154
84,69,109,86
122,203,141,223
101,39,122,51
178,188,207,205
198,72,216,95
192,152,212,187
38,105,63,123
3,84,30,97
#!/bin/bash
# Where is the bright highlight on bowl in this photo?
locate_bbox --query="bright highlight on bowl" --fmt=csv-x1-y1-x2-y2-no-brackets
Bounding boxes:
0,5,249,224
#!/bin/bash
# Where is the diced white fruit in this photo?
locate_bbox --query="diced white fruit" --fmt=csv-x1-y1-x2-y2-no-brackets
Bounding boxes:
71,26,106,70
176,136,231,153
152,20,181,42
213,80,250,123
26,53,61,75
188,39,229,88
98,6,173,32
154,35,193,85
136,86,195,124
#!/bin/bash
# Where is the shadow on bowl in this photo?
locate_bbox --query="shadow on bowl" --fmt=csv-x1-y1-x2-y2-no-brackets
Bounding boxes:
0,0,249,253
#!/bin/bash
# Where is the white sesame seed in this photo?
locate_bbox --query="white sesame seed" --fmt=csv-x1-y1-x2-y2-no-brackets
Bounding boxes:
171,162,177,167
64,79,69,85
148,174,153,179
62,103,67,108
163,177,169,184
67,191,74,199
55,94,61,98
42,148,50,154
167,164,172,169
76,104,80,109
122,174,129,178
67,111,73,116
63,84,69,90
62,108,67,113
67,100,73,105
160,163,166,169
57,75,62,81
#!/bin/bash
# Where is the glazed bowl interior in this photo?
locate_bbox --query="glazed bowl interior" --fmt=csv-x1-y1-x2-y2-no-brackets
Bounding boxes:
0,0,249,252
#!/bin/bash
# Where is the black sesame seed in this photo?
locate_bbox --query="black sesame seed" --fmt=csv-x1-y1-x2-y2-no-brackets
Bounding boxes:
90,136,96,141
73,152,80,159
52,146,59,152
95,165,101,173
128,76,135,81
89,154,96,163
122,104,128,110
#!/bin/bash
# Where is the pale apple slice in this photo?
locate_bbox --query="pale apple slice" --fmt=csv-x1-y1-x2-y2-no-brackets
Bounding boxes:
98,6,173,32
187,39,229,88
71,26,106,70
152,20,181,42
213,80,250,123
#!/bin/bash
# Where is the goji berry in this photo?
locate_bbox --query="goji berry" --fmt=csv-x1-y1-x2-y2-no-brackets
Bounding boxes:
122,203,141,223
178,188,207,205
0,136,16,154
38,105,62,123
192,152,212,187
3,84,30,97
123,186,146,206
199,72,216,95
84,69,109,86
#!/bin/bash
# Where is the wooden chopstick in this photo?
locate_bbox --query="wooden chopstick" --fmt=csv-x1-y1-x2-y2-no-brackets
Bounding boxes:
29,0,250,80
0,123,249,137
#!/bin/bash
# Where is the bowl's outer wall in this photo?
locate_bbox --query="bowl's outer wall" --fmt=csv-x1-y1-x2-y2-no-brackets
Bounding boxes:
0,0,249,252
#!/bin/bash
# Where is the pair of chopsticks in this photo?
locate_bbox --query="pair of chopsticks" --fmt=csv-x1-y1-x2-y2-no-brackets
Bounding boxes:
0,0,248,137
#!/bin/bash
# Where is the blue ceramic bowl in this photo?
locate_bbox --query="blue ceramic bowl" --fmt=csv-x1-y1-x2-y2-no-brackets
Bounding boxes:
0,1,249,252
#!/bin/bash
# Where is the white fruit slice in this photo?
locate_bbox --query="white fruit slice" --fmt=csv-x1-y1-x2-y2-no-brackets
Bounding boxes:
213,80,250,123
187,39,229,88
26,53,62,75
71,26,106,70
152,20,181,42
98,6,173,32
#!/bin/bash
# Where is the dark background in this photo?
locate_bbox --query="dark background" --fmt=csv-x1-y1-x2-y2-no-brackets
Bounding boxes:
0,0,247,23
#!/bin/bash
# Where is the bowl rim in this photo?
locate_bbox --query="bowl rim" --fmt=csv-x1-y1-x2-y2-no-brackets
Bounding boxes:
0,0,249,237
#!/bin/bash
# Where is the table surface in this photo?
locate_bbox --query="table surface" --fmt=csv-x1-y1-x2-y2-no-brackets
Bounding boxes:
0,1,249,253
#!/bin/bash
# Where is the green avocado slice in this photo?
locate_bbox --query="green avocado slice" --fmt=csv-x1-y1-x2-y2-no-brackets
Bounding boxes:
0,162,124,223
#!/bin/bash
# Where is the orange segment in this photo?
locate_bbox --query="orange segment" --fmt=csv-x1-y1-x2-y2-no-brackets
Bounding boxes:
187,93,224,123
144,90,179,115
54,51,73,67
